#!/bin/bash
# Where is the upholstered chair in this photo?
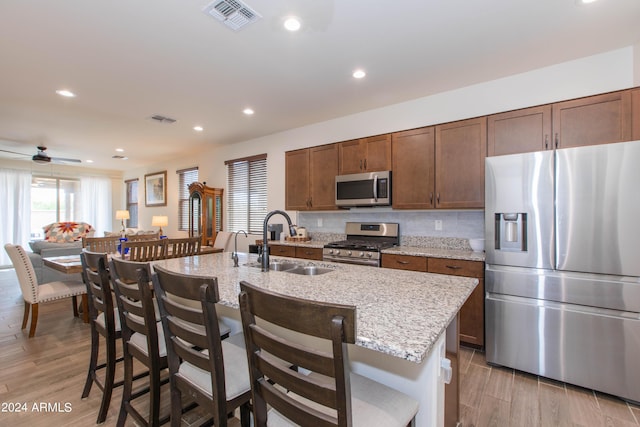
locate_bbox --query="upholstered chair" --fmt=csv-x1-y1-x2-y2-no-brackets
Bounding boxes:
4,243,86,338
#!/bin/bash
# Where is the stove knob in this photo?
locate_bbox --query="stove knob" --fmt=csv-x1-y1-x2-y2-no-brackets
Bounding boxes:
359,252,364,257
347,251,352,256
328,249,333,255
366,252,373,258
335,250,340,255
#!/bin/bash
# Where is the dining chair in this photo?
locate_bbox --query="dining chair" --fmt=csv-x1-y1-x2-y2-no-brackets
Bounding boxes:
4,243,87,338
165,236,201,259
238,280,419,427
80,250,125,424
127,232,161,241
152,265,251,427
82,235,121,254
123,239,167,261
109,257,169,427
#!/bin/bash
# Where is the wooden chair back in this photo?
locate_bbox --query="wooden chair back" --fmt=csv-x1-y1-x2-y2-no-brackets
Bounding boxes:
151,265,242,426
165,236,201,258
80,251,115,333
83,236,121,254
127,233,160,241
109,257,156,349
122,239,167,261
238,280,356,427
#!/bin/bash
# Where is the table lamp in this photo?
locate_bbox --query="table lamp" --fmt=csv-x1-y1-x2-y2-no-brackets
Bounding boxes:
152,215,168,237
115,210,130,236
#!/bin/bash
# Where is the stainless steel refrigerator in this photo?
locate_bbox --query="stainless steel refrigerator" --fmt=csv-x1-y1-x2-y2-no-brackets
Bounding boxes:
485,140,640,403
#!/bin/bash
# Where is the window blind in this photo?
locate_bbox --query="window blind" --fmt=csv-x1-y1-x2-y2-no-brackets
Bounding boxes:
226,154,267,233
125,179,138,228
177,167,198,231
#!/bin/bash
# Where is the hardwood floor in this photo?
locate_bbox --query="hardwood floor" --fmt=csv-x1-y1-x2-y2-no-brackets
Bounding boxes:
1,267,638,426
458,346,640,426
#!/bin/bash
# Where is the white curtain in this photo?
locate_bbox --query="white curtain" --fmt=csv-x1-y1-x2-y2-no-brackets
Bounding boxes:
0,169,32,266
81,176,112,237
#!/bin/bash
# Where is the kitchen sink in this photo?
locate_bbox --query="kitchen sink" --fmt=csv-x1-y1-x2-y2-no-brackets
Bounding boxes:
283,266,333,276
268,261,299,271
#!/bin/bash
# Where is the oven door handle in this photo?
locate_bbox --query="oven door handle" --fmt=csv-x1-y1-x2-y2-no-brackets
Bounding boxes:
373,175,378,201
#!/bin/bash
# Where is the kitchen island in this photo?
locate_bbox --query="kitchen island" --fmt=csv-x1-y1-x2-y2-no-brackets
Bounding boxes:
153,252,478,426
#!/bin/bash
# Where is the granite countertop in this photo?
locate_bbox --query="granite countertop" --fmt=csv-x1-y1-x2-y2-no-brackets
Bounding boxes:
382,246,485,262
269,239,486,262
154,252,477,363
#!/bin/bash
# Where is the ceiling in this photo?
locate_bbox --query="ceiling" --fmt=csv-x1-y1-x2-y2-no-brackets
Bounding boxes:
1,0,639,170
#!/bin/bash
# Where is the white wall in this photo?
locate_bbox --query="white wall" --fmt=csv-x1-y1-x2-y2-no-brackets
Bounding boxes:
125,46,636,238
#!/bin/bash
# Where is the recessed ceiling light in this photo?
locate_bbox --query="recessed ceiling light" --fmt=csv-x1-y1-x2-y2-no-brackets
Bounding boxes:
115,148,124,152
56,89,76,98
86,159,94,163
193,126,204,132
352,70,366,79
284,17,301,31
576,0,598,4
243,108,255,115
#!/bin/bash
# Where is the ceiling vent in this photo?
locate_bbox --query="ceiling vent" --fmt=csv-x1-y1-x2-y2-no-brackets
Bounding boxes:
149,114,177,124
203,0,262,31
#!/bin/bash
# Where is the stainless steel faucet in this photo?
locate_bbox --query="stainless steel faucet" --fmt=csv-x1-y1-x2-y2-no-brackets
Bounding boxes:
262,210,296,272
232,230,247,267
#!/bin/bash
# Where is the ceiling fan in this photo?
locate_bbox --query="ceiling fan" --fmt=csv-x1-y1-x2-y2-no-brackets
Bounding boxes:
0,145,82,164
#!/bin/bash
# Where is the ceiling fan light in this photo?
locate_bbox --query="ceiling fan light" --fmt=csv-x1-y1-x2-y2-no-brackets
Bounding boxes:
32,155,51,164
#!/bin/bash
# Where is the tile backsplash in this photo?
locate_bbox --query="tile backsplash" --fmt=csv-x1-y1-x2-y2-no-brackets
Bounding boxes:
298,210,485,246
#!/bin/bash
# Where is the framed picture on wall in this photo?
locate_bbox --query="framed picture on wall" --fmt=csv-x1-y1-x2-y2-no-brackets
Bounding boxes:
145,171,167,207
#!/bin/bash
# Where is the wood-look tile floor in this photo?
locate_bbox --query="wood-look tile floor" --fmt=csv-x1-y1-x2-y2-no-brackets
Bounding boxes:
458,346,640,426
1,267,638,426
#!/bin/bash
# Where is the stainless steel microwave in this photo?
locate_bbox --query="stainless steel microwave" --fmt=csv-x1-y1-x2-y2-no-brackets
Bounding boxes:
335,171,391,207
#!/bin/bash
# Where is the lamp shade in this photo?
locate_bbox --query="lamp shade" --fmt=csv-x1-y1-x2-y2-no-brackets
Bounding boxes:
151,215,168,227
115,210,130,220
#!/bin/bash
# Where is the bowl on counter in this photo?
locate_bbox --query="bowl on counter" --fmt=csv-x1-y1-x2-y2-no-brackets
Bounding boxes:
469,238,485,252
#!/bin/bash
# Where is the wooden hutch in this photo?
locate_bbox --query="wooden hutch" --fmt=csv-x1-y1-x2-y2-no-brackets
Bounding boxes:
188,182,223,247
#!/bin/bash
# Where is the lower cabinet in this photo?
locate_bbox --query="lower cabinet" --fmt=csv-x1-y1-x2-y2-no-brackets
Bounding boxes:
294,246,323,261
381,253,485,347
268,244,295,257
268,244,323,261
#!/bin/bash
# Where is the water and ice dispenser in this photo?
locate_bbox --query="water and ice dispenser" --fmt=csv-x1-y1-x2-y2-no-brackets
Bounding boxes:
494,213,527,251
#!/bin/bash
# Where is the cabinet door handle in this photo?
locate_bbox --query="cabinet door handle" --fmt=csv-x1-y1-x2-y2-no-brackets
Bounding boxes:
554,132,559,149
436,193,440,205
430,193,433,206
364,158,367,170
360,159,363,170
544,134,549,150
397,260,410,265
445,265,462,270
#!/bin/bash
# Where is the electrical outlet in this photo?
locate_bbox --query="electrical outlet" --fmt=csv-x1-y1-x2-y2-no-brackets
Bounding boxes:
435,220,443,231
317,218,323,227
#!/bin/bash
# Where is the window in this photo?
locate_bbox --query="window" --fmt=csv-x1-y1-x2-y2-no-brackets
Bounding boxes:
31,176,80,239
125,179,139,228
177,167,198,231
226,154,267,233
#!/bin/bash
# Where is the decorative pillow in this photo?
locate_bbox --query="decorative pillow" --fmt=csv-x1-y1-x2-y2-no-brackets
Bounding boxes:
43,222,93,242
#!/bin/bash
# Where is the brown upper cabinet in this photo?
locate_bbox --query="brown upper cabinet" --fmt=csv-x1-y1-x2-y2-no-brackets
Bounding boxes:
338,134,392,174
392,127,436,209
285,144,339,211
489,90,633,156
434,117,487,209
631,88,640,140
553,90,631,149
488,105,552,156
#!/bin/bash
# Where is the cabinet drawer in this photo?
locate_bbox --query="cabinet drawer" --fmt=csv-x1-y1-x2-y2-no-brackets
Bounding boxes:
269,245,295,257
295,247,323,261
428,258,483,278
381,254,427,272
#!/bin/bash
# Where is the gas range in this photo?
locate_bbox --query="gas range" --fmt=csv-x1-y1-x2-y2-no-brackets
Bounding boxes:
323,222,399,267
